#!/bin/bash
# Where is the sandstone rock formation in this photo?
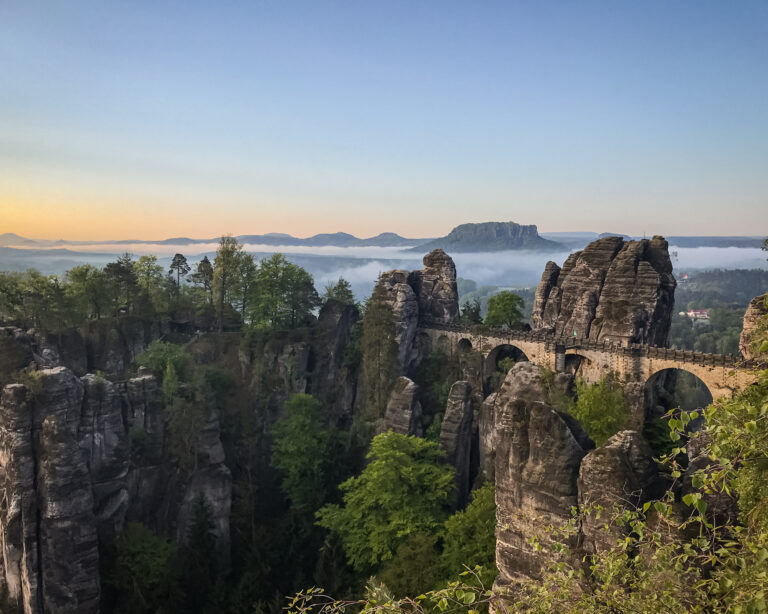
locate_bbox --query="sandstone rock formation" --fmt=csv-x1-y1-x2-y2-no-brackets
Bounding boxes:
375,270,419,368
477,392,497,483
378,376,423,436
531,236,676,346
0,346,233,613
373,249,459,372
439,381,473,507
408,249,460,326
493,362,593,584
577,430,660,553
739,292,767,360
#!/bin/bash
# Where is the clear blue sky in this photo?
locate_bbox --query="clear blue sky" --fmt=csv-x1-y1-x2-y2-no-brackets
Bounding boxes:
1,1,767,239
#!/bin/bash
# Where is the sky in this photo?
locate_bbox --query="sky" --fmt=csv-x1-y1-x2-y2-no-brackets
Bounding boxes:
1,1,767,241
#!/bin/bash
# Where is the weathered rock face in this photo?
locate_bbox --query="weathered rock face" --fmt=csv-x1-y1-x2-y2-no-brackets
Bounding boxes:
0,367,100,614
531,236,676,346
439,381,473,507
491,364,674,591
577,430,660,553
493,362,593,584
311,299,360,422
373,270,419,370
374,250,459,372
408,249,460,327
740,292,767,360
477,392,497,483
0,360,233,613
378,377,423,436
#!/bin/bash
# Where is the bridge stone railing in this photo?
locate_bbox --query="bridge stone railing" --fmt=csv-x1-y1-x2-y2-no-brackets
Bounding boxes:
420,324,765,372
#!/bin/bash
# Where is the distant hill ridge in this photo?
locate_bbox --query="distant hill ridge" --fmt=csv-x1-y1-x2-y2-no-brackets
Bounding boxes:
408,221,562,253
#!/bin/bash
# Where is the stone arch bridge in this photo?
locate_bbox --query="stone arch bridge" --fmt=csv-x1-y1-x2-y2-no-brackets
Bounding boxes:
420,324,763,423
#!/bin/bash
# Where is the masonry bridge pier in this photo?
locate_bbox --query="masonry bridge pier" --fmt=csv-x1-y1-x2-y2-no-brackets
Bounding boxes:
419,324,762,425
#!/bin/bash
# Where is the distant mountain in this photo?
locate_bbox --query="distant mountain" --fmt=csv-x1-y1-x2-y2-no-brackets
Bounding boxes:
233,232,425,247
409,222,563,253
0,233,40,247
667,236,765,248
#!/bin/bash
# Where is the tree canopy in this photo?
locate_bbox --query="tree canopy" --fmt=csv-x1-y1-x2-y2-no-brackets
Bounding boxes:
316,432,455,570
484,291,524,328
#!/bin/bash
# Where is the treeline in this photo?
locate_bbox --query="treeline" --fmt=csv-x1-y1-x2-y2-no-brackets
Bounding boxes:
0,236,356,333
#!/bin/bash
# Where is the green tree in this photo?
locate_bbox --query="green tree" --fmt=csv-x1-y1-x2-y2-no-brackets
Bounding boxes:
441,482,497,585
233,252,257,320
181,493,217,613
169,253,191,290
248,254,320,329
104,253,139,315
377,533,442,597
361,283,400,422
135,255,163,294
66,264,109,320
0,272,23,322
323,278,356,305
190,256,214,304
213,235,245,331
136,340,189,377
568,375,627,446
459,298,483,326
104,523,176,614
484,291,524,328
271,394,338,514
316,432,454,570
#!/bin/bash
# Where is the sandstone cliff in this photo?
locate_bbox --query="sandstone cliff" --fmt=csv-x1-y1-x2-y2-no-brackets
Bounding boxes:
531,236,676,346
374,249,459,372
491,362,665,590
0,358,233,614
739,292,767,360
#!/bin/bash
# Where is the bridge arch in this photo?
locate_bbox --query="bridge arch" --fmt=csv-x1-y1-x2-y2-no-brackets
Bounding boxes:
563,353,590,376
644,367,714,419
457,338,473,353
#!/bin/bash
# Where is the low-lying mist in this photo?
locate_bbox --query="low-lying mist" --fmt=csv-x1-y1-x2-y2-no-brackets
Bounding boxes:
1,243,765,302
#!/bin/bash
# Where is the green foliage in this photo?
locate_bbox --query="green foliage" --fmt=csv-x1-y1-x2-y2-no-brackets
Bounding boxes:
271,394,340,514
489,356,518,391
377,533,442,597
213,235,248,331
180,493,218,613
323,277,356,305
669,307,744,354
484,291,524,329
441,483,497,586
361,283,400,423
163,362,180,403
104,523,176,614
170,253,191,289
247,253,321,329
458,298,482,326
568,375,627,446
413,349,460,426
316,432,455,570
136,340,189,378
642,416,677,457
